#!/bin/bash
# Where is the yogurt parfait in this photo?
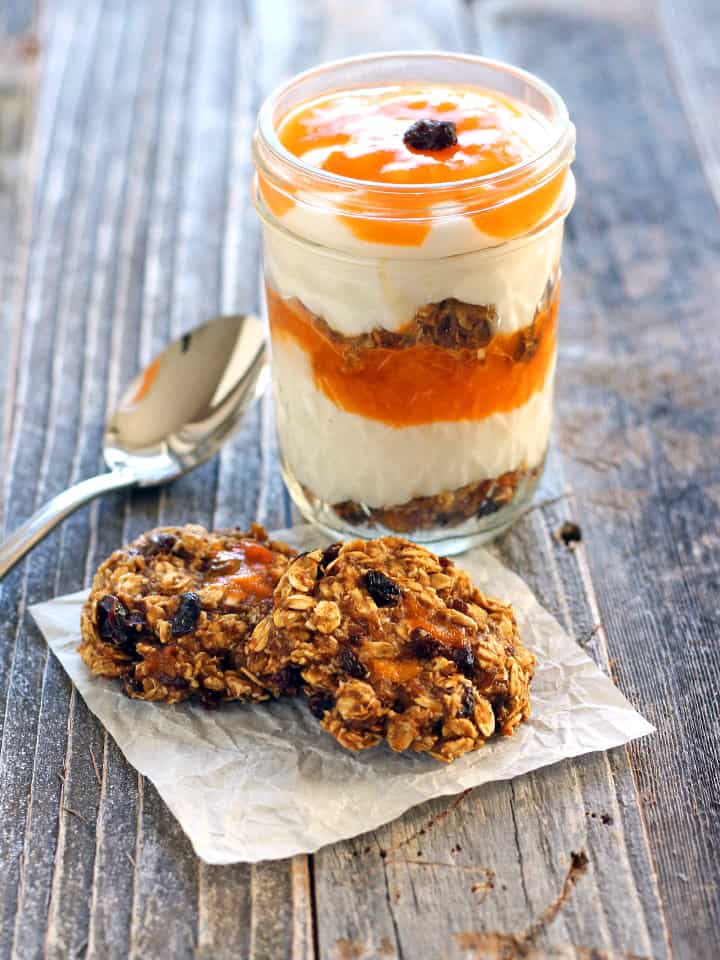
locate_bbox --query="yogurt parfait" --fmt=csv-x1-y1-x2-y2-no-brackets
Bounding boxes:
253,52,575,550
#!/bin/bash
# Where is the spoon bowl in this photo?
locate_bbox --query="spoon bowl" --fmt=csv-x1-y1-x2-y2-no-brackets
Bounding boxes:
0,313,268,579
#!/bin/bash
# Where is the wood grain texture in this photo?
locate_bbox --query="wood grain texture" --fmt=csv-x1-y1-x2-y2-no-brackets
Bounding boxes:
660,0,720,214
0,0,718,958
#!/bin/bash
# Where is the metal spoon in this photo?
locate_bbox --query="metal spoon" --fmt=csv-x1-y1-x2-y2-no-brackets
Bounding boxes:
0,313,268,579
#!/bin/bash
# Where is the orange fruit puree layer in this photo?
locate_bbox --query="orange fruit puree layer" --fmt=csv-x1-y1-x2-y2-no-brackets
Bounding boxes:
267,285,559,428
266,83,563,245
207,540,276,604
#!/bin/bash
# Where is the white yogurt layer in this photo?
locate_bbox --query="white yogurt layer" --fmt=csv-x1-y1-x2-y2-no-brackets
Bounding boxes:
262,213,564,338
271,337,555,509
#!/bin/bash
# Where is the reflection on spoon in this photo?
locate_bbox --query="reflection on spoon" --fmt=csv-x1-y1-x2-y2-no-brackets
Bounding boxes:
0,313,268,580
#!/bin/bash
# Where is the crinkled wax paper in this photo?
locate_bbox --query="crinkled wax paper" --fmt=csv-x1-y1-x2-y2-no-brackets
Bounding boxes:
29,525,653,864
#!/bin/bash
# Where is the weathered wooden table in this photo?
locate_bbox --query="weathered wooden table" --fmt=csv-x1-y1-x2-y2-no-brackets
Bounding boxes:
1,1,718,957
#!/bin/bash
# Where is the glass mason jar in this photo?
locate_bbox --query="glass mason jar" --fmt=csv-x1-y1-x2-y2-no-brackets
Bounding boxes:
253,52,575,552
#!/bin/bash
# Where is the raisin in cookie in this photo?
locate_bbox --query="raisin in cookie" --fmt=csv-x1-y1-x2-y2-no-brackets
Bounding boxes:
247,537,535,762
79,524,296,704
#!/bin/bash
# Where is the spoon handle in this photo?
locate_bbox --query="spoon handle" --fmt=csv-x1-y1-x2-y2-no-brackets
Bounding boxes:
0,468,137,580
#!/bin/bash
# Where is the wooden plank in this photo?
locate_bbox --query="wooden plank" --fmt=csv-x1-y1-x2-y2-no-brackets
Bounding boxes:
47,1,194,956
78,3,185,951
0,3,108,955
660,0,720,214
0,33,35,510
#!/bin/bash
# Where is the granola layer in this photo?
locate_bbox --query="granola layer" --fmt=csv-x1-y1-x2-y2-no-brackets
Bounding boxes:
303,296,498,353
79,524,297,704
331,464,542,533
247,537,535,762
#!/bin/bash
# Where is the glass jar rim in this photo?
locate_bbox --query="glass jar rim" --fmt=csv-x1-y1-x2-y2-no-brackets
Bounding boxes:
255,50,574,195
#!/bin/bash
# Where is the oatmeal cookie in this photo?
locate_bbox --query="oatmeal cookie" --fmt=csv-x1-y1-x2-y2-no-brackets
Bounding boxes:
248,537,535,761
79,524,297,704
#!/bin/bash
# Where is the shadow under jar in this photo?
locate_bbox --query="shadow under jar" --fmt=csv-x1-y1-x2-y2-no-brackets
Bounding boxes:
253,52,575,552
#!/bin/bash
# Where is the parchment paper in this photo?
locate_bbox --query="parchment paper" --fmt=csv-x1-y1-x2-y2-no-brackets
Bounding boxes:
29,525,653,864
